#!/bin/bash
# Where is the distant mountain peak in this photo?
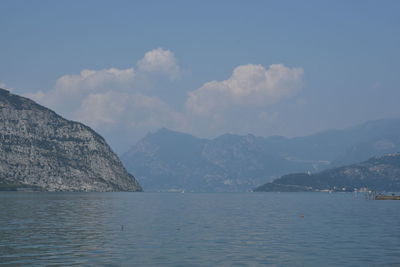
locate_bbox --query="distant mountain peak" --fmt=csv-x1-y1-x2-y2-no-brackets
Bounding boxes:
156,127,171,133
150,127,188,136
122,117,400,192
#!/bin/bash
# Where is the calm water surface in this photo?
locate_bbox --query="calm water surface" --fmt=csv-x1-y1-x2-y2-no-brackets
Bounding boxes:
0,192,399,266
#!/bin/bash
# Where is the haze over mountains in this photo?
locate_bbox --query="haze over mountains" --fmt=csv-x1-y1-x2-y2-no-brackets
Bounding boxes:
122,118,400,192
254,153,400,192
0,87,399,193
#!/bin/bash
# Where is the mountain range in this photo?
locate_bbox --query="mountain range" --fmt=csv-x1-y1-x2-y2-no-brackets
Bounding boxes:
121,118,400,192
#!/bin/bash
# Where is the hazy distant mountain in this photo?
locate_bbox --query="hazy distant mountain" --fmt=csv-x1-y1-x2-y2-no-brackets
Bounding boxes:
0,88,142,192
122,128,314,192
254,153,400,192
266,118,400,164
122,118,400,192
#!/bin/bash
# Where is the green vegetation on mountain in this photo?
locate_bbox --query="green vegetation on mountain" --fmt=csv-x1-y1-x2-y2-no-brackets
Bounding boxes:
254,153,400,192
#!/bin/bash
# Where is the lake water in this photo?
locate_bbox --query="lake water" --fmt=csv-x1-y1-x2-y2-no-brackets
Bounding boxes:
0,192,399,266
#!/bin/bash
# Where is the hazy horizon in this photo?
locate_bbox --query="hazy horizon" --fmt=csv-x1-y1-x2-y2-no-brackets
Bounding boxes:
128,115,400,142
2,2,400,266
1,0,399,152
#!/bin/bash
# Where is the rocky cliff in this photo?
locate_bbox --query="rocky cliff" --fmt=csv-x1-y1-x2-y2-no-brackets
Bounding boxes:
0,88,142,192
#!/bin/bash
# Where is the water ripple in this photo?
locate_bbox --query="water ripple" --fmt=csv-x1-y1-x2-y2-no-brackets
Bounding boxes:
0,192,399,266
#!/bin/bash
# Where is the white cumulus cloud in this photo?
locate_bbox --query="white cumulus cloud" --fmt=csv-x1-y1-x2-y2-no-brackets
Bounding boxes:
76,91,187,130
25,48,186,152
137,48,180,80
55,68,135,92
28,67,135,115
72,91,189,151
27,48,181,120
24,51,304,152
186,64,303,115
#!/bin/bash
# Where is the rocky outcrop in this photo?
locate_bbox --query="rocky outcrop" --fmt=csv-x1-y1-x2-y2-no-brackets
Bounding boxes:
0,88,142,192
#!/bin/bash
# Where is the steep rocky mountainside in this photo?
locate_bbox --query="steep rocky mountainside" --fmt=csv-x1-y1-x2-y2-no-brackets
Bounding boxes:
254,153,400,192
122,118,400,192
0,88,142,192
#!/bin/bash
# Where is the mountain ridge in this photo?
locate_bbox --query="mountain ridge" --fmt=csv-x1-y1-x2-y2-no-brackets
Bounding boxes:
0,88,142,192
122,117,400,192
254,153,400,192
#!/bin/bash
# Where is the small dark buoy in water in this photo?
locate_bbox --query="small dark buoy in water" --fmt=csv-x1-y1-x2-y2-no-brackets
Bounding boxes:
121,225,124,231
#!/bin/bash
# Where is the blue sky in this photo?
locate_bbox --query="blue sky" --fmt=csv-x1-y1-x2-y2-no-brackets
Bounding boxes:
1,0,399,152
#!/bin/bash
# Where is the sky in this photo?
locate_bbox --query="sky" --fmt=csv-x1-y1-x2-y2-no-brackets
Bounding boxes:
1,0,399,153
